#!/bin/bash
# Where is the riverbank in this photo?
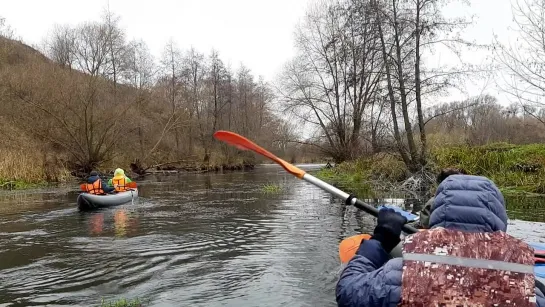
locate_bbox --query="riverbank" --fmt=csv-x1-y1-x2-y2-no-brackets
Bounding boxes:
316,143,545,197
0,156,261,191
0,148,70,190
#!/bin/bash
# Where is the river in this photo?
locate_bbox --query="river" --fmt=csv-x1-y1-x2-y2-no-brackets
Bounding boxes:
0,164,544,306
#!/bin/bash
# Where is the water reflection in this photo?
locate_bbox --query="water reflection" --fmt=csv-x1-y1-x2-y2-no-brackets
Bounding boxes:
90,213,104,235
88,209,140,237
505,196,545,222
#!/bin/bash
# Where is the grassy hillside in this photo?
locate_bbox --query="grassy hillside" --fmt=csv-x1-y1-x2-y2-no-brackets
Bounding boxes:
0,35,313,188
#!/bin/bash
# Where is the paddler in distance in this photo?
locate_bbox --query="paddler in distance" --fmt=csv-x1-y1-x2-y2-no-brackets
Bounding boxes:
108,168,133,192
336,174,545,306
85,170,115,194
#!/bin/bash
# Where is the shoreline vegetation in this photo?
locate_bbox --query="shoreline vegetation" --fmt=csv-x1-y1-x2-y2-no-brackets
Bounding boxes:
101,298,142,307
316,143,545,198
0,159,325,191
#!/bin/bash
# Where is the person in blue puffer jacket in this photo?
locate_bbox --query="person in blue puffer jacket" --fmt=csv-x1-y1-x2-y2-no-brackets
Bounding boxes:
336,174,545,307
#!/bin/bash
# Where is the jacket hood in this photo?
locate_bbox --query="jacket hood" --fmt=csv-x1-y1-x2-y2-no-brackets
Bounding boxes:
87,175,101,184
114,168,125,176
429,175,508,232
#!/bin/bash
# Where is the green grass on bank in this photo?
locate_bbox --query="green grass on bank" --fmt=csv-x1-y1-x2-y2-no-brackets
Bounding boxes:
317,143,545,197
315,153,407,197
434,143,545,195
0,179,47,191
261,183,283,194
101,298,143,307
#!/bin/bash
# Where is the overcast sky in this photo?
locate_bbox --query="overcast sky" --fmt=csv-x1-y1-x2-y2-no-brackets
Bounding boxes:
1,0,518,104
2,0,309,82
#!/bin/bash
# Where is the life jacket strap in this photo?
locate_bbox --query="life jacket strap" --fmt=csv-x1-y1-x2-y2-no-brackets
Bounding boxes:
403,252,535,274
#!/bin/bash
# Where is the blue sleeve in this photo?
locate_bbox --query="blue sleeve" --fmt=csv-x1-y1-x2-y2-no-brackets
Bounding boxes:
336,239,394,307
102,180,114,192
537,286,545,307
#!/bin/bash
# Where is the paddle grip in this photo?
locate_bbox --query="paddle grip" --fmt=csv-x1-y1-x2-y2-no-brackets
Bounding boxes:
354,199,418,234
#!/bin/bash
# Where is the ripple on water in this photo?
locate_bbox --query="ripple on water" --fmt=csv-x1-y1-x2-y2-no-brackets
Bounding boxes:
2,169,545,306
507,219,545,242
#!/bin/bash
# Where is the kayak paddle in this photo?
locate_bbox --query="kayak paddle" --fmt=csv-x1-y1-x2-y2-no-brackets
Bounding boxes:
213,130,545,263
213,130,419,234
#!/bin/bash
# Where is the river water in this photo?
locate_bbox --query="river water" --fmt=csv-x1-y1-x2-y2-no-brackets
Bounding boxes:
0,164,544,306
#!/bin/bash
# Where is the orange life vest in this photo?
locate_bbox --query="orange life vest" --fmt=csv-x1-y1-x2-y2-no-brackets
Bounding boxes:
399,227,536,306
86,179,104,195
112,176,128,192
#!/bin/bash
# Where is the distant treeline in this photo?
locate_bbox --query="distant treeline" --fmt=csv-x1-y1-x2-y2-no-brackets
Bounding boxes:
277,0,545,173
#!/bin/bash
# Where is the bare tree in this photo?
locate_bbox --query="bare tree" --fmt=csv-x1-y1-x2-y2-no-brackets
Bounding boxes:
198,50,229,162
73,22,110,77
235,64,254,138
160,39,185,156
182,47,205,155
495,0,545,125
123,39,157,157
5,61,132,173
278,0,383,163
102,6,126,88
44,24,76,69
372,0,474,171
124,39,156,90
0,17,15,39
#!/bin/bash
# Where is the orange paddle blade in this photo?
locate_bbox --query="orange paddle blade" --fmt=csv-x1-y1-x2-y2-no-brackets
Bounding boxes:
213,130,306,179
339,234,371,264
80,184,87,191
339,229,426,264
127,182,137,188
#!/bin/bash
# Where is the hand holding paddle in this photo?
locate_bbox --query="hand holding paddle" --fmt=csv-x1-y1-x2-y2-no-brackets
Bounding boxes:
373,208,408,253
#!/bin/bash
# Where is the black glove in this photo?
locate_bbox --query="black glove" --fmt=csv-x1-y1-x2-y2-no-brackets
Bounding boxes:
370,208,408,253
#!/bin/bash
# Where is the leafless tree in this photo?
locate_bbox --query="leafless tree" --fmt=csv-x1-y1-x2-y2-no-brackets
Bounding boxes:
73,22,110,77
181,47,205,154
278,0,383,163
44,24,76,69
372,0,475,171
124,39,156,90
101,6,126,88
495,0,545,125
0,17,15,39
160,39,185,156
